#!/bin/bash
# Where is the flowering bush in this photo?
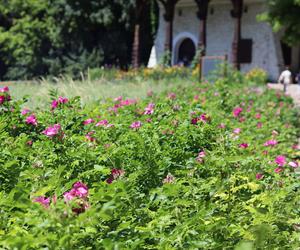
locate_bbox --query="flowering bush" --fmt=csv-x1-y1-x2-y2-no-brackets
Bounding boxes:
0,76,299,249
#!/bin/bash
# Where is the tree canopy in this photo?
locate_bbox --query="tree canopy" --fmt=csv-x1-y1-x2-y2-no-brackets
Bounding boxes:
0,0,156,80
261,0,300,45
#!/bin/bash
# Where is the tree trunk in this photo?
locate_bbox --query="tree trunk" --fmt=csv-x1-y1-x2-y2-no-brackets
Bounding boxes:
132,23,140,69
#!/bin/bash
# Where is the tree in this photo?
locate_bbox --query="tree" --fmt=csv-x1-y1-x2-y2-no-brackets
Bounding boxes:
0,0,156,80
260,0,300,45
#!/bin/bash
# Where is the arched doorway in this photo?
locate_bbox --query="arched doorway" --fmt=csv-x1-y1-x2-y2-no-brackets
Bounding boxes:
177,38,196,67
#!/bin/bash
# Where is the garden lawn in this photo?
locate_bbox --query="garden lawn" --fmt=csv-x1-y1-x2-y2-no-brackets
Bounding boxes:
0,75,300,249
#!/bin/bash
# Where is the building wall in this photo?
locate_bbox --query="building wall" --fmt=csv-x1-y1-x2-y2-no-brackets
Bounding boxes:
149,1,283,81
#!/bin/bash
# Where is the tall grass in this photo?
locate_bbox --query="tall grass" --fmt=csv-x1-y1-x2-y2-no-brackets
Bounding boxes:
5,75,194,109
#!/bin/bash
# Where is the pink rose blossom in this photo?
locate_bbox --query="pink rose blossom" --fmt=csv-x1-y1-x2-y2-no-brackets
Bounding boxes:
147,90,153,97
120,99,136,106
33,196,50,208
256,173,264,180
144,103,155,115
288,161,298,168
168,92,176,100
257,122,263,128
218,123,226,129
0,96,5,105
233,128,241,134
26,114,38,126
196,151,206,163
0,86,9,93
96,119,109,127
163,173,175,184
58,96,68,104
274,167,283,174
264,140,278,147
64,181,89,202
106,169,125,184
85,131,96,142
114,96,123,102
255,113,261,119
21,108,30,116
275,155,286,167
51,99,59,109
42,124,61,137
130,121,142,129
239,143,249,149
233,107,243,117
83,118,95,125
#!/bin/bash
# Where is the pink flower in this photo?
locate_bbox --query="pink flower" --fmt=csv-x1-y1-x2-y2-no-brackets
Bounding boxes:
120,99,136,106
218,123,226,129
33,196,50,208
27,140,33,146
264,140,278,147
144,103,155,115
64,181,89,202
163,173,175,184
292,145,300,150
257,122,263,128
147,90,153,97
275,155,286,166
274,167,283,174
114,96,123,102
26,114,38,126
130,121,142,129
58,96,68,104
196,151,206,163
233,107,243,117
21,108,30,116
233,128,241,134
255,113,261,119
239,117,246,123
239,143,249,149
168,92,176,100
256,173,264,180
199,113,209,123
106,169,125,184
0,86,9,93
85,131,96,142
288,161,298,168
43,124,61,137
51,99,59,109
96,119,109,127
0,96,5,105
83,118,95,125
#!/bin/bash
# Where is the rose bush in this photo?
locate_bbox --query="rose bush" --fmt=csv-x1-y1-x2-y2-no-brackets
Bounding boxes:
0,75,299,249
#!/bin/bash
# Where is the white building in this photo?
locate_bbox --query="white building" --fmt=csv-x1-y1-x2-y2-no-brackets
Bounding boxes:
148,0,300,81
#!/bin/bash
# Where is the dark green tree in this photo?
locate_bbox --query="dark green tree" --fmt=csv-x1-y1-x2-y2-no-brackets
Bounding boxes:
260,0,300,45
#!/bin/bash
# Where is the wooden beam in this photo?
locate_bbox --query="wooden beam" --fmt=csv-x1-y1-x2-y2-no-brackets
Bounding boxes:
231,0,243,70
195,0,210,80
158,0,179,66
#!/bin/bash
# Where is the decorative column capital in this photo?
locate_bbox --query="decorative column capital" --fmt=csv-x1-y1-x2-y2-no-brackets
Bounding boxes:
194,0,210,20
231,0,243,18
158,0,179,21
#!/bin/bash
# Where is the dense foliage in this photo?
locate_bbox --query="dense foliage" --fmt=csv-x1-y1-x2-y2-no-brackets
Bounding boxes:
0,0,156,80
261,0,300,45
0,73,300,248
